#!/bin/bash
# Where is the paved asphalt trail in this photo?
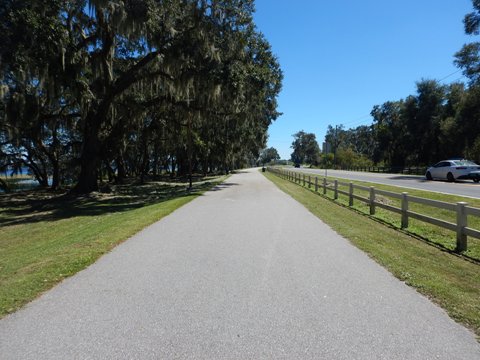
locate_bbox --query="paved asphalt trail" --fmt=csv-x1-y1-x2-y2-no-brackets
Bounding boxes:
1,169,479,359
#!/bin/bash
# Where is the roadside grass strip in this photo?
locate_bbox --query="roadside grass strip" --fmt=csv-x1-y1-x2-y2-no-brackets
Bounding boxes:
272,169,480,261
0,176,226,318
263,170,480,338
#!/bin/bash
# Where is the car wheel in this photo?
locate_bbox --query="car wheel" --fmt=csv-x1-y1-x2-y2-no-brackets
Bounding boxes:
426,171,432,180
447,172,455,182
474,178,479,183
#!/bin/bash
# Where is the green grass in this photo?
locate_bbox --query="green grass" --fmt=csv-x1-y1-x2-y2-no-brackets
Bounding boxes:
281,169,480,260
264,170,480,338
0,176,226,317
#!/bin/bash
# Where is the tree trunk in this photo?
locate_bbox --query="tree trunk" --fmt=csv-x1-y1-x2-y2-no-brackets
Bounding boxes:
140,148,149,184
50,158,60,190
105,161,115,182
50,126,60,190
0,178,10,193
187,116,192,188
116,155,126,184
73,113,101,193
23,155,48,187
203,159,208,176
151,145,159,178
170,157,176,178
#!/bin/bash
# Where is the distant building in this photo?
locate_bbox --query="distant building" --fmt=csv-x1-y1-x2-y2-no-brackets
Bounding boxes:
322,142,331,154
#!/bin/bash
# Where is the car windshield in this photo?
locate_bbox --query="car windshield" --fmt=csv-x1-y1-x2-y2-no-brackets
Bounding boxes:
452,160,478,166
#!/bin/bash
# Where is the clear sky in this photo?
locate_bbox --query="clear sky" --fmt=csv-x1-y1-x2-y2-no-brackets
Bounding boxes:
253,0,474,159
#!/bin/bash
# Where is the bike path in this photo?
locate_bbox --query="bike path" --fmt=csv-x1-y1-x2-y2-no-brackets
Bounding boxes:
0,168,479,359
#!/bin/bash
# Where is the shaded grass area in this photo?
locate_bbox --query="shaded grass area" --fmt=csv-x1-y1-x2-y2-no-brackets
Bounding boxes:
264,171,480,338
285,171,480,260
0,176,227,318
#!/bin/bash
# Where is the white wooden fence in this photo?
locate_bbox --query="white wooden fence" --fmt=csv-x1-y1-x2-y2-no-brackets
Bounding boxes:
267,167,480,252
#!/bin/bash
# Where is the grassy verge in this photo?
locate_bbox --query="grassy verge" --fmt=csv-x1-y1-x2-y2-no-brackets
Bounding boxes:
0,176,226,318
283,170,480,260
263,170,480,338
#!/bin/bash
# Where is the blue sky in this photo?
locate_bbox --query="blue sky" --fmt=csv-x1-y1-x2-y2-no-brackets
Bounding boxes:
253,0,474,159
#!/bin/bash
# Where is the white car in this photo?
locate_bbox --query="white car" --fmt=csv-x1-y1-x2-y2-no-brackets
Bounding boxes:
425,159,480,182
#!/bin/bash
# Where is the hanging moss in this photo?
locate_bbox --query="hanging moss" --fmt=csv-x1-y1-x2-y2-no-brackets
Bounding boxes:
1,0,282,191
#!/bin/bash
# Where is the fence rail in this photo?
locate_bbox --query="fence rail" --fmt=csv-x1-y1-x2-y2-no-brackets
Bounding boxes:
267,167,480,252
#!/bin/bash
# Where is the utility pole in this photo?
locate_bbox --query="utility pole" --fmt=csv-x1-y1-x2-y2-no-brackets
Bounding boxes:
323,141,328,178
333,125,338,169
187,115,193,189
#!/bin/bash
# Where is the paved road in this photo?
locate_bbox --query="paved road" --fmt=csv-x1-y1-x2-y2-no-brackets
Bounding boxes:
290,167,480,199
1,169,479,359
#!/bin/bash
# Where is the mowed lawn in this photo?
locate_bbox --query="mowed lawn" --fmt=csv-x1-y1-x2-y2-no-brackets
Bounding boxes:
0,177,225,317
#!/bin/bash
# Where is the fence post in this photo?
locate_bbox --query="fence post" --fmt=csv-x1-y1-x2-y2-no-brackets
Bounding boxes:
349,182,354,206
334,180,338,200
401,192,409,228
303,174,305,186
456,202,468,252
369,187,376,215
308,175,311,188
323,177,327,195
315,177,318,192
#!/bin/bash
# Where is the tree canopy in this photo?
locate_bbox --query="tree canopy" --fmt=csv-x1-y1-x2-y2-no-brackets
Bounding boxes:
455,0,480,85
0,0,282,193
290,130,320,165
259,147,280,165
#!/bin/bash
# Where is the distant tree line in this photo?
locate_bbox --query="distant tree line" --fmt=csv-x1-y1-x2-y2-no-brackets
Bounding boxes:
325,79,479,169
258,147,280,165
0,0,282,193
324,1,480,169
290,130,320,165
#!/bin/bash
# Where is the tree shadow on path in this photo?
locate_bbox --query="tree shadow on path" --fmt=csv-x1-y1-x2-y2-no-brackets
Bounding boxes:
209,182,239,191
